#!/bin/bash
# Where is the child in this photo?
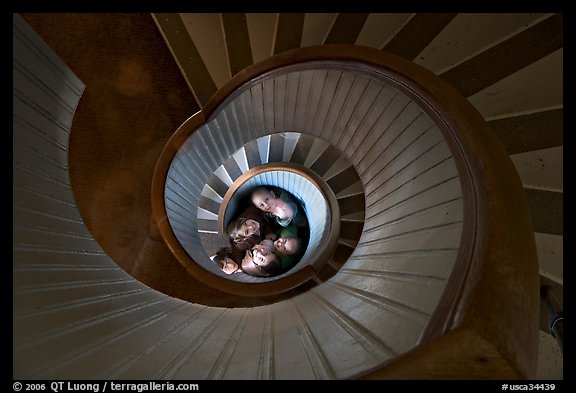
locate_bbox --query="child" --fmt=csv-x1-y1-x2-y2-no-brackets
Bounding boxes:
211,247,242,275
250,186,307,228
226,205,275,264
273,223,306,272
241,239,282,277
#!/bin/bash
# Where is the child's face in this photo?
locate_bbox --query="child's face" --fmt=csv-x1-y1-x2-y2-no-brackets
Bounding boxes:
251,189,276,212
274,236,299,255
241,247,276,277
240,218,260,237
252,246,276,267
220,256,240,275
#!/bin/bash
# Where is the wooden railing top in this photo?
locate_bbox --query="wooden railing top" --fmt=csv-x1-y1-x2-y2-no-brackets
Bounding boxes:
151,113,320,298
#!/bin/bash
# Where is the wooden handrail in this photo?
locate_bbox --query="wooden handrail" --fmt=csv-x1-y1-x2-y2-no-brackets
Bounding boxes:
541,285,563,355
152,45,539,378
151,113,319,298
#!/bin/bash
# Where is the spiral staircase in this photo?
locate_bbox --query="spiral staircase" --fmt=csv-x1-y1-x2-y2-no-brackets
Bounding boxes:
13,13,562,379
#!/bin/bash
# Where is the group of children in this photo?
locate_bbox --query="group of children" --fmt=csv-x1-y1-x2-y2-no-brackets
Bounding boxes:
211,186,309,278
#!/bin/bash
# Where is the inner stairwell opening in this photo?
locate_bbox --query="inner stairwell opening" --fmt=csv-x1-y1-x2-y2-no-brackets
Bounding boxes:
164,129,365,286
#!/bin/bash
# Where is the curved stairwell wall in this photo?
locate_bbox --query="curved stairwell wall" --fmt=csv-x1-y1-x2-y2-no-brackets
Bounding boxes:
14,13,544,380
169,164,334,283
157,62,464,306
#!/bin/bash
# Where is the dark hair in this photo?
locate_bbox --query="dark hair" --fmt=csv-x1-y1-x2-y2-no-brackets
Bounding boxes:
227,218,261,251
286,237,305,257
227,218,246,241
212,247,231,270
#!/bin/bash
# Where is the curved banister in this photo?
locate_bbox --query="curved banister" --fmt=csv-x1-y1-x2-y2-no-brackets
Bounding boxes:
152,115,319,298
151,45,538,378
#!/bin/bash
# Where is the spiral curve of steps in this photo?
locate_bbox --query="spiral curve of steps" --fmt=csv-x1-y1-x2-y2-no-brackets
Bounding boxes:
13,12,562,379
